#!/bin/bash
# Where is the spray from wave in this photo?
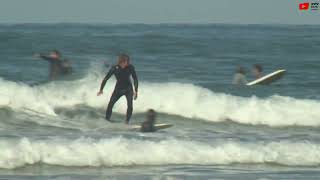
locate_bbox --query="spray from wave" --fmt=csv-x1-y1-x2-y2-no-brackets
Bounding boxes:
0,137,319,169
1,69,320,127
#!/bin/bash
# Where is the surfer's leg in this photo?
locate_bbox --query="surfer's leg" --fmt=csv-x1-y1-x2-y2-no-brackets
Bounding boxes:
105,91,122,121
125,90,133,124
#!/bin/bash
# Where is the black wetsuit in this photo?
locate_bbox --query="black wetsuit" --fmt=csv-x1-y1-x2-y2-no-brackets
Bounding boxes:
100,64,138,123
141,110,156,132
40,55,63,80
141,121,156,132
39,55,72,80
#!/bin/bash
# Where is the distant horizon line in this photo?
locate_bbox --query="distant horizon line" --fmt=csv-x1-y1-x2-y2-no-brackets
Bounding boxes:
0,22,319,26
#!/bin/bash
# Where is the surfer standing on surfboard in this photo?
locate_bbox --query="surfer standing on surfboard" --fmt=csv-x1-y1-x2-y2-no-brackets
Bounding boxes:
97,54,138,124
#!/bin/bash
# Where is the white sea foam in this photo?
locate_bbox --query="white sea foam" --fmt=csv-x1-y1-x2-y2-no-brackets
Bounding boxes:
1,74,320,127
0,137,319,169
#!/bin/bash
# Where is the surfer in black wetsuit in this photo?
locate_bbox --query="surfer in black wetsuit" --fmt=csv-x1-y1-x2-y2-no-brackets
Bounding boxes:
34,50,72,80
97,54,138,124
141,109,157,132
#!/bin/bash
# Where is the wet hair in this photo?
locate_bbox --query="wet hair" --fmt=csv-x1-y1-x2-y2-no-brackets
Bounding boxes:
254,64,263,72
118,53,130,63
146,109,156,122
52,50,61,57
237,66,246,75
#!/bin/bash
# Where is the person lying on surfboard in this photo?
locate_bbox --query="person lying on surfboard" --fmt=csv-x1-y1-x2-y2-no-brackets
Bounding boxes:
253,64,263,79
141,109,157,132
97,54,138,124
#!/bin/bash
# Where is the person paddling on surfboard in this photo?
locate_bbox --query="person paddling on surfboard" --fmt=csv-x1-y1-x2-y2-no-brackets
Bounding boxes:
253,64,263,79
141,109,157,132
97,54,138,124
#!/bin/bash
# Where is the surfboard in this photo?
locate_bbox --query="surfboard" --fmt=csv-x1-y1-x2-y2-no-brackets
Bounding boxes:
247,69,286,86
129,123,173,131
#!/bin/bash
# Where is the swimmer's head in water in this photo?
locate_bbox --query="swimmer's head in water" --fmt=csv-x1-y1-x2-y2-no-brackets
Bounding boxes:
50,50,61,59
146,109,156,122
237,66,246,75
253,64,263,78
118,53,130,68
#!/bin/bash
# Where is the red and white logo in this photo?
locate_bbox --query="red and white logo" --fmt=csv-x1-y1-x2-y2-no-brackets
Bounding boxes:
299,2,310,10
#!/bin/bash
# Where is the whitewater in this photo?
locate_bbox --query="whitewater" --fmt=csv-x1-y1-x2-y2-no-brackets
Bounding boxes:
1,137,320,169
1,72,320,127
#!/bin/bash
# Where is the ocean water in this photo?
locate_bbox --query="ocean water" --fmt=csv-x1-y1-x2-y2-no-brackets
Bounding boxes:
0,24,320,180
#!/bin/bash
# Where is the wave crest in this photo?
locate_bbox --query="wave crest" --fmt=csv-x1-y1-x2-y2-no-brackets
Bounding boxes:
0,137,319,169
1,75,320,127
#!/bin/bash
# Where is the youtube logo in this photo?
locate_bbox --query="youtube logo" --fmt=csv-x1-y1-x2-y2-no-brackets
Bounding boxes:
299,2,319,11
299,2,310,10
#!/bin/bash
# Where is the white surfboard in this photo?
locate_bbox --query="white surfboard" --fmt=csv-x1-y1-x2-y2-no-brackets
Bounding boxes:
247,69,286,86
129,123,173,131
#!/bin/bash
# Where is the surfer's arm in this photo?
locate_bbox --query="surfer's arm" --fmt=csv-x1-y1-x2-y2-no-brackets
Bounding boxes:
35,54,55,63
131,65,138,92
99,66,115,92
